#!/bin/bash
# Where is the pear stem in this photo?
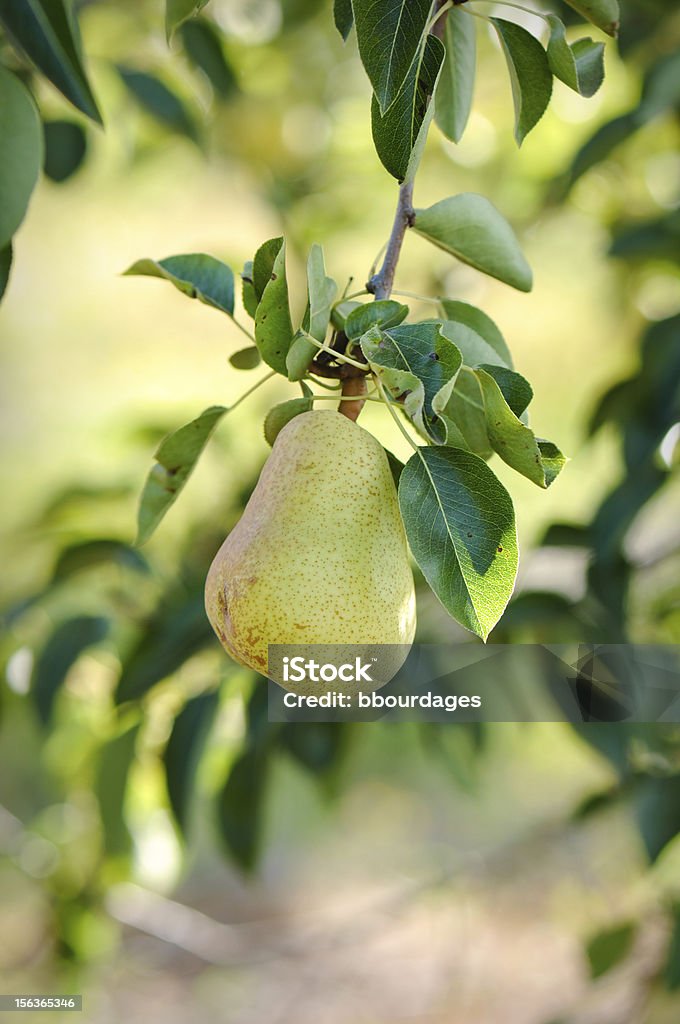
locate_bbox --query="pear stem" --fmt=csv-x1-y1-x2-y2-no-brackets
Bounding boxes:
374,376,421,454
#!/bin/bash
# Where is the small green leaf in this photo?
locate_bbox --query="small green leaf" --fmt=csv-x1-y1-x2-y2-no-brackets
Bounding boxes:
32,616,109,724
217,743,268,870
334,0,353,40
286,244,336,381
166,0,210,40
435,7,477,143
164,691,219,835
353,0,433,113
241,260,258,317
371,34,445,182
413,194,533,292
331,299,361,331
586,922,636,978
344,300,408,341
43,119,87,182
264,397,313,446
0,242,12,301
95,723,140,857
440,303,513,369
481,364,533,418
0,66,43,249
476,368,566,487
361,321,462,442
0,0,102,122
229,346,261,370
118,67,198,140
136,406,227,545
491,18,552,145
252,237,283,302
254,240,294,375
562,0,620,38
398,446,518,639
180,18,237,99
547,16,604,98
124,253,234,315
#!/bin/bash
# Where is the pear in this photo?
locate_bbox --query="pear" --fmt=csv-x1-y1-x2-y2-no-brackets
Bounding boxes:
205,410,416,689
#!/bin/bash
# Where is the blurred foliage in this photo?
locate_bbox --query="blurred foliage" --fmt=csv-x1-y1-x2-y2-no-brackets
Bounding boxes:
1,0,680,1018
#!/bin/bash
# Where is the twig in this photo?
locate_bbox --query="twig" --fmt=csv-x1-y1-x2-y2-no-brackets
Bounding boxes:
368,181,416,301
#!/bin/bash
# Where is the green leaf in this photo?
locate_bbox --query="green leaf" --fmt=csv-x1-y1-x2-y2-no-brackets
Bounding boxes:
43,119,87,182
435,7,476,143
136,405,227,545
559,113,638,194
361,321,462,442
482,364,532,417
638,50,680,121
124,253,234,316
164,691,219,835
117,67,197,140
491,18,552,145
52,540,149,582
229,346,261,370
547,16,604,98
440,367,492,456
413,193,533,292
586,923,636,978
166,0,210,40
398,446,518,639
264,397,313,446
353,0,433,113
281,722,345,775
252,237,283,302
254,239,294,375
0,242,11,301
665,904,680,991
115,594,214,704
633,775,680,863
0,66,43,249
371,34,445,182
344,300,408,341
180,18,237,99
0,0,102,122
334,0,353,41
241,260,258,317
440,300,513,368
32,616,109,724
385,448,405,488
476,368,566,487
95,723,140,857
217,743,268,870
331,299,361,331
562,0,620,38
286,244,337,381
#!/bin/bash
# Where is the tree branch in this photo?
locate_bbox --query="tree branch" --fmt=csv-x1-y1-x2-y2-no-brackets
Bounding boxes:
367,180,415,301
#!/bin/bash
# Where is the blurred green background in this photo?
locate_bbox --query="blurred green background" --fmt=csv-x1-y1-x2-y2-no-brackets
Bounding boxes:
1,1,680,1021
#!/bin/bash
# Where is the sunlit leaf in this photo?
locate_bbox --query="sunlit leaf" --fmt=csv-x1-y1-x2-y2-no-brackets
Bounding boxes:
547,16,604,98
124,253,234,315
353,0,433,113
491,18,552,145
562,0,620,38
344,300,408,340
254,239,294,375
286,244,337,381
440,300,513,369
435,6,476,143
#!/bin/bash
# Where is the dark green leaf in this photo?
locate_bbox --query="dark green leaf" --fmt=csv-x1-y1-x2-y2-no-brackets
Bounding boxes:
334,0,353,40
0,242,12,301
217,743,268,870
398,446,518,639
547,17,604,98
440,367,492,456
0,0,102,122
136,405,227,545
562,0,620,37
164,691,219,835
491,18,552,145
0,66,43,249
609,211,680,264
115,594,214,704
264,398,313,446
281,722,345,775
559,113,638,193
229,346,261,370
476,367,566,487
638,50,680,121
353,0,433,113
180,18,237,99
665,904,680,991
166,0,210,40
117,67,197,140
344,300,408,341
241,261,258,318
252,237,283,302
42,119,87,182
124,253,234,315
254,239,294,375
435,6,476,143
385,448,405,487
286,244,336,381
52,540,150,582
32,616,109,724
95,723,140,857
586,922,636,978
479,363,533,418
361,321,462,442
440,300,513,368
413,194,533,292
371,34,445,182
633,775,680,863
541,522,591,547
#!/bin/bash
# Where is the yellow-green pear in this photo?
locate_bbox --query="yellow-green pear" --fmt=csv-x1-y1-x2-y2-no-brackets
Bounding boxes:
205,410,416,688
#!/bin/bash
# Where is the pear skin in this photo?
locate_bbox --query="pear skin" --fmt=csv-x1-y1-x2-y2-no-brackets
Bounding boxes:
205,411,416,688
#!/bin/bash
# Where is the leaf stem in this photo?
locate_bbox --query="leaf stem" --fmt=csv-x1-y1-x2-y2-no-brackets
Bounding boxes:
229,370,277,411
466,0,550,24
374,375,421,454
304,334,368,370
230,317,256,342
391,289,442,306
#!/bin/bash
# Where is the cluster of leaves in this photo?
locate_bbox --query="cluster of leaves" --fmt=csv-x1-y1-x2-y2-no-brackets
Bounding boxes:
0,0,239,300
